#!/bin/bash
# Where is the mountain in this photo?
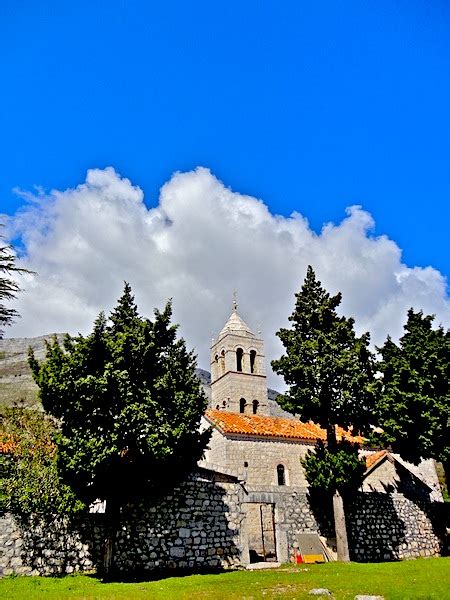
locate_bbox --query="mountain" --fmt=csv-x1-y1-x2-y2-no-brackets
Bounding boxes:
0,335,286,416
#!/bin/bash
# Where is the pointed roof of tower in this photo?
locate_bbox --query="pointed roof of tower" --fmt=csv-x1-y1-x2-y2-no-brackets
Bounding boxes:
218,310,255,340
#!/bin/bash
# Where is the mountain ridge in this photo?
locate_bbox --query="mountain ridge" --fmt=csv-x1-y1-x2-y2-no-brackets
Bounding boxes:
0,335,287,416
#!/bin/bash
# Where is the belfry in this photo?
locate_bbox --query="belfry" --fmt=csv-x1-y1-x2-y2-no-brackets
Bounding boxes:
210,299,268,415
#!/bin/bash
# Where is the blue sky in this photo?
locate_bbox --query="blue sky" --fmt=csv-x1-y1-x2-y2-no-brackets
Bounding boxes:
1,1,450,377
1,0,449,277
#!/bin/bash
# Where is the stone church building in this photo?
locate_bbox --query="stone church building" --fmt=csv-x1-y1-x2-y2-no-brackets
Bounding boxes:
197,305,444,565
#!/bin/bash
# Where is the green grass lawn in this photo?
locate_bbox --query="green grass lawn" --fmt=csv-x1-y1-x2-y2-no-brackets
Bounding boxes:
1,558,449,600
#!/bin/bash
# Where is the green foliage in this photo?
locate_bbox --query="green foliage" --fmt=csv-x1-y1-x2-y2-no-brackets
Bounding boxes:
0,406,83,515
376,309,450,472
302,440,366,494
272,266,377,436
28,283,209,507
0,227,34,338
271,263,378,548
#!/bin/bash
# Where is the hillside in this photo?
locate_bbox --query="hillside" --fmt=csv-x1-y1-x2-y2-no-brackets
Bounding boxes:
0,335,285,414
0,334,66,408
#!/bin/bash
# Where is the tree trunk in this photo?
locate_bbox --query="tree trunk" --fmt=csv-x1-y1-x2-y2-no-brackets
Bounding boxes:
101,498,121,580
332,489,350,562
327,424,350,562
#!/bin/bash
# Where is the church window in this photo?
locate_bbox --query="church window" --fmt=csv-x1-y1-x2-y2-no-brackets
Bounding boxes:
239,398,246,413
220,350,225,375
252,399,259,414
277,464,286,486
244,461,248,468
250,350,256,373
236,347,243,372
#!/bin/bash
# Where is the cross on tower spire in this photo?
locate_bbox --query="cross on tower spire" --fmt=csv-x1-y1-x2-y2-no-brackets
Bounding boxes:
232,290,238,312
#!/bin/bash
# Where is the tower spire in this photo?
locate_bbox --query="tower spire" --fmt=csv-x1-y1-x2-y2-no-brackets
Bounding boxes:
232,290,238,313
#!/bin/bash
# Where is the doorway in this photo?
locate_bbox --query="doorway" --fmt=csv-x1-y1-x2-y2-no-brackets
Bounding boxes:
245,503,277,563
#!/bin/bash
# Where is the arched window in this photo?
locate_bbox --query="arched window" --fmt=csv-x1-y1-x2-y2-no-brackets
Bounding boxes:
240,398,246,413
252,399,259,415
250,350,256,373
220,349,225,375
236,348,243,372
277,464,286,486
213,354,219,380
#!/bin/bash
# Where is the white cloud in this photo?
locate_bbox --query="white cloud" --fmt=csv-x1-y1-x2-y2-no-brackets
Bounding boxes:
4,166,450,387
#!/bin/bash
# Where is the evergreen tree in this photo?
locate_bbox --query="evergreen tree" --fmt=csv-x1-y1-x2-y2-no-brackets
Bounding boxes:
29,283,210,576
272,266,377,560
0,228,33,338
376,309,450,486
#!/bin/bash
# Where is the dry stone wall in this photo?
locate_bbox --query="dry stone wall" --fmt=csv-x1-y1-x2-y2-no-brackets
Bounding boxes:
0,475,447,577
114,469,244,572
0,513,104,576
0,469,244,577
348,493,447,561
244,488,446,563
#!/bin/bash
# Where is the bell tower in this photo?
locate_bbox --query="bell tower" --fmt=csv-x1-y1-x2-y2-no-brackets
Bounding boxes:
210,299,268,415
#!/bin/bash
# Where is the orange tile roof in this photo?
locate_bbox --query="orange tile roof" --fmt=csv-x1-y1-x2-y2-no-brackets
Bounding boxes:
0,434,55,456
205,409,363,443
365,450,388,470
0,438,16,454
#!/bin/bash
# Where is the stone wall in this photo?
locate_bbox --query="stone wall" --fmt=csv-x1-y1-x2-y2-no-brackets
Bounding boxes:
348,493,447,561
205,431,312,488
0,468,245,577
114,469,244,573
241,488,446,564
0,475,446,577
0,513,104,576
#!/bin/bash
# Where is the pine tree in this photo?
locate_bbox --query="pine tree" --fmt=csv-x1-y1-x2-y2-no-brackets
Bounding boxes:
376,309,450,487
272,266,377,560
29,283,210,576
0,228,33,338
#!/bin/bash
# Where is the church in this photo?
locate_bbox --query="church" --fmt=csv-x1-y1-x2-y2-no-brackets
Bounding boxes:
0,305,446,576
198,303,444,563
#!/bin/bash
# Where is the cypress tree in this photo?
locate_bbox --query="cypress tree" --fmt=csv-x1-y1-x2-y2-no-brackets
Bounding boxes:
376,309,449,488
272,266,377,560
29,283,209,576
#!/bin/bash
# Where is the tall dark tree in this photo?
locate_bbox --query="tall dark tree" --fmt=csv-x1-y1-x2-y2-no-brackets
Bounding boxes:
376,309,450,486
272,266,377,560
29,283,210,576
0,228,33,338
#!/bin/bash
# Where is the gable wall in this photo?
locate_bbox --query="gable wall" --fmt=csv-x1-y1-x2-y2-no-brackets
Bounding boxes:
204,430,311,488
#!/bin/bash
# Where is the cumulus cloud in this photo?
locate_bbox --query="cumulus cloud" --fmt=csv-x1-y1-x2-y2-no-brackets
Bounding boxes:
4,166,450,387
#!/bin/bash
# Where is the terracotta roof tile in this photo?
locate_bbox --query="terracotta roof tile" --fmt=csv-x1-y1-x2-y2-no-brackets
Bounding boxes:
365,449,388,470
0,439,16,454
205,409,363,443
